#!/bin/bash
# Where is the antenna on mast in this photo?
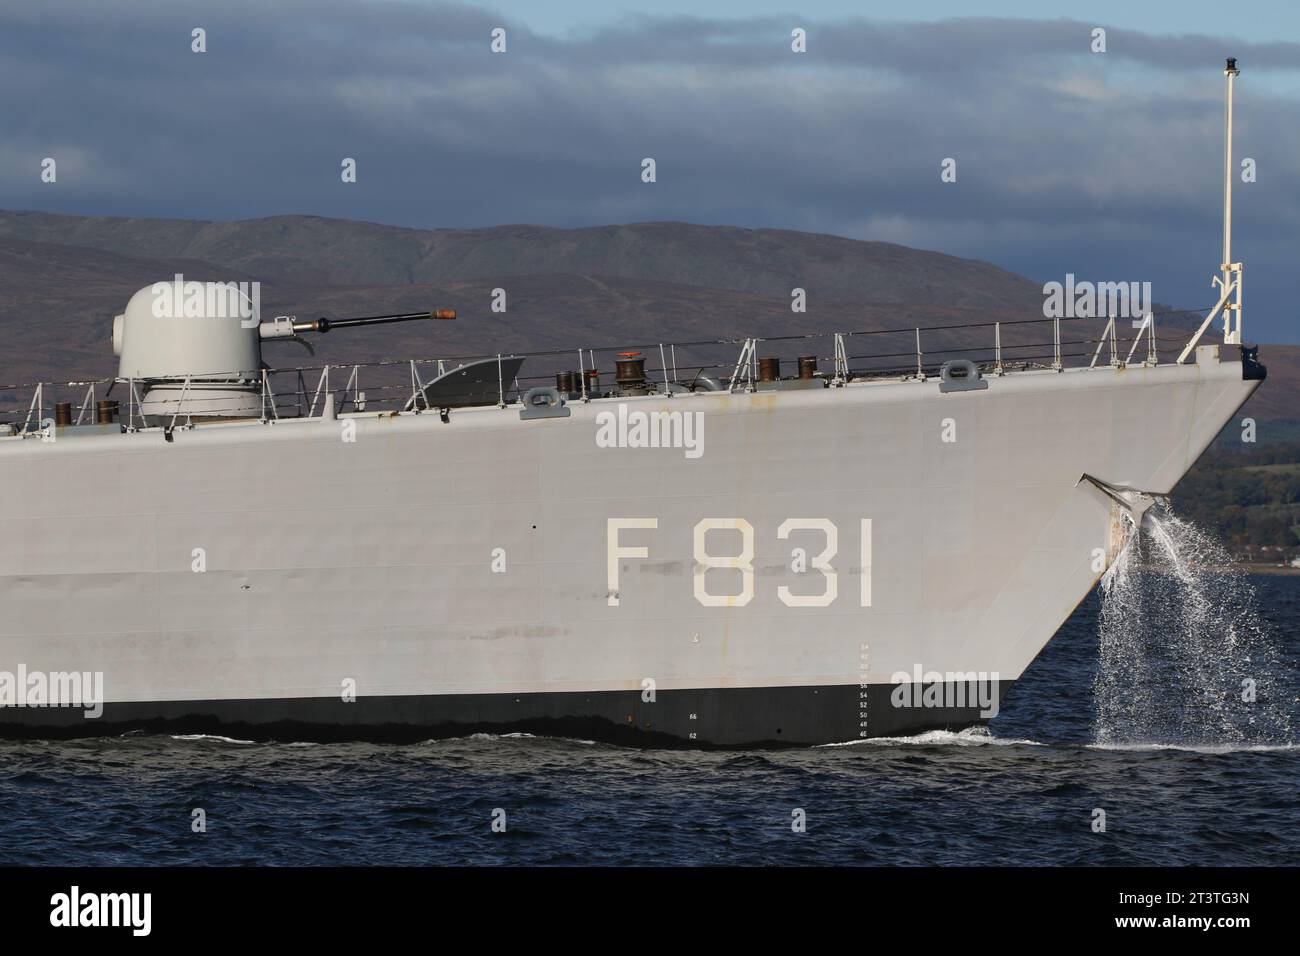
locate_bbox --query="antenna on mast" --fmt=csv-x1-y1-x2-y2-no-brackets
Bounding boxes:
1177,58,1245,363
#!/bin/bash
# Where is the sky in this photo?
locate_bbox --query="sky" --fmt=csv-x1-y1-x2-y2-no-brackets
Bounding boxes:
2,0,1298,342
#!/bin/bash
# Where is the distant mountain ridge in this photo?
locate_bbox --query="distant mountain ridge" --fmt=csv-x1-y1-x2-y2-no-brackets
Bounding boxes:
0,211,1044,311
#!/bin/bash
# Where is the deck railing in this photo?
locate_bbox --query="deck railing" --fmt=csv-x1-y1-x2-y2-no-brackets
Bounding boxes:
0,309,1214,437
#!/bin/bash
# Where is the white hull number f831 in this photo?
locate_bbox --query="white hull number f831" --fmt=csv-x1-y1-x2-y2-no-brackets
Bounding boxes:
607,518,872,608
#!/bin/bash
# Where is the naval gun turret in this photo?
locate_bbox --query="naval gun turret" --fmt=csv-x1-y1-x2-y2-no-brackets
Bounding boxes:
111,280,454,420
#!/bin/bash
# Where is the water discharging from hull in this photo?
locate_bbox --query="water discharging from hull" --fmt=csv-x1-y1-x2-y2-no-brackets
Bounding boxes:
1095,500,1295,747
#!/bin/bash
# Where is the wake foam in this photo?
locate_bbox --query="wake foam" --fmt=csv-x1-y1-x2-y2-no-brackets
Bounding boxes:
821,727,1043,748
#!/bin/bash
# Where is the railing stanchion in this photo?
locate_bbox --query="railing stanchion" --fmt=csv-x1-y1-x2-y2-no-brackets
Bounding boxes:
833,333,849,384
259,370,279,422
169,377,192,432
75,383,95,426
23,383,44,437
310,365,330,418
1091,317,1112,369
409,359,430,412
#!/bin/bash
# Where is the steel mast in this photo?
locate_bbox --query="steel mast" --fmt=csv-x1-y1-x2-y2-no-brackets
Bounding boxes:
1177,58,1244,363
1222,57,1242,344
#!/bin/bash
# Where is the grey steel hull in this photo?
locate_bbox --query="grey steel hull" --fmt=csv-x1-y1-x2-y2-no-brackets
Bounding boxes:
0,346,1261,745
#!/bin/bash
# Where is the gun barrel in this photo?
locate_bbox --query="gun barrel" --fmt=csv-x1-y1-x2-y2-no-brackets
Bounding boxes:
292,310,456,334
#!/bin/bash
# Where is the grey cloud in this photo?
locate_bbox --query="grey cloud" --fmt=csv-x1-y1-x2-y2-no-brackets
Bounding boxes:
1,0,1296,340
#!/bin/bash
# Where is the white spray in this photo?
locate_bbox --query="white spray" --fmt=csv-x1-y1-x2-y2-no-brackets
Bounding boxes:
1095,499,1294,746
